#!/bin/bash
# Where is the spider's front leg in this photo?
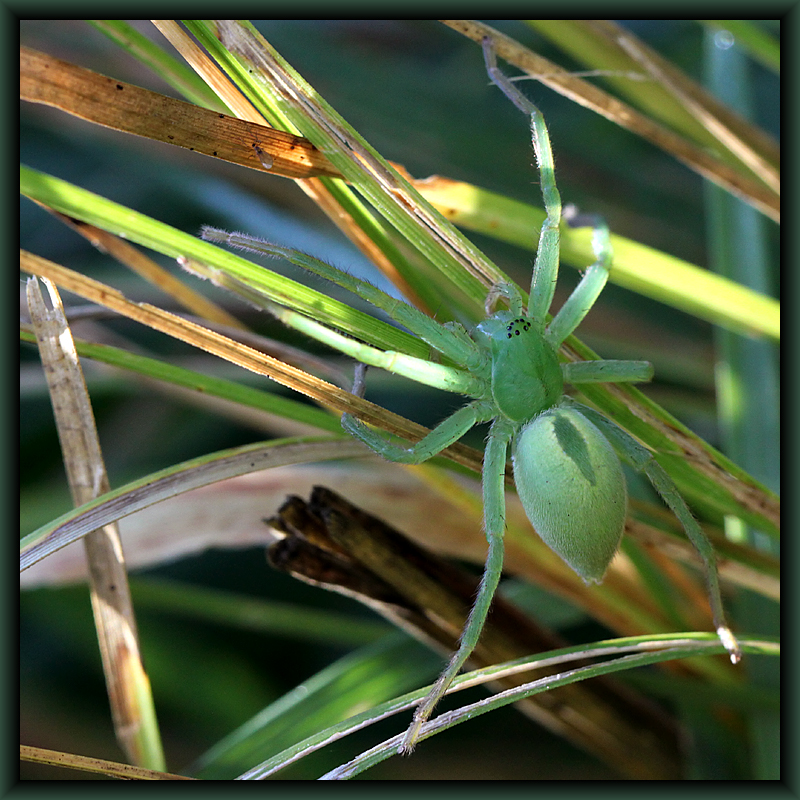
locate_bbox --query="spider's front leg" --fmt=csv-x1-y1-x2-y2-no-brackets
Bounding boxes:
482,38,561,325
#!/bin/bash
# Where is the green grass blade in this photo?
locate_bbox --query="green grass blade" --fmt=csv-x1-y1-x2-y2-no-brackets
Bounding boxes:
20,165,426,358
235,633,777,780
704,29,780,780
193,633,440,779
184,20,507,312
418,178,779,340
87,20,228,111
322,635,778,780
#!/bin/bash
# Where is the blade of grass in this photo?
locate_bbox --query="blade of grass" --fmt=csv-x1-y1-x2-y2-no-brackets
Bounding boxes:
45,211,246,329
20,46,337,180
527,20,780,182
19,166,424,357
413,176,779,340
704,29,780,780
164,20,439,314
192,633,440,779
20,745,195,780
237,633,777,780
185,20,506,309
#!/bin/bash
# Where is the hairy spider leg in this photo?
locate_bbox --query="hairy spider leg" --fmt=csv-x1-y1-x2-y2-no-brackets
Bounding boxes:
482,37,560,327
341,400,496,464
400,416,514,752
570,401,742,663
200,226,484,371
546,215,614,347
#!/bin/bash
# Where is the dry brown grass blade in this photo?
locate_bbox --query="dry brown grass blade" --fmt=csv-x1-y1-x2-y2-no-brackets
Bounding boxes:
441,20,780,223
19,249,485,476
149,19,257,118
25,277,163,769
601,20,779,193
20,45,337,180
20,745,194,780
531,21,779,177
267,487,683,779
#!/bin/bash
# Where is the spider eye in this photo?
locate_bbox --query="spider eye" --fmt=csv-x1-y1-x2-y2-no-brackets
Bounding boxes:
505,318,531,338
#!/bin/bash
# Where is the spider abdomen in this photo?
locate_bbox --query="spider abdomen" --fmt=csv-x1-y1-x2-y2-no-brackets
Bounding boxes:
512,406,627,582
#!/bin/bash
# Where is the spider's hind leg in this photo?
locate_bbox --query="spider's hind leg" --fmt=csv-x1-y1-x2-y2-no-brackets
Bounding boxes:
569,399,742,664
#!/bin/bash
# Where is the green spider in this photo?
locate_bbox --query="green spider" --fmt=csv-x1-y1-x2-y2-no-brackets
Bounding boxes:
201,37,740,753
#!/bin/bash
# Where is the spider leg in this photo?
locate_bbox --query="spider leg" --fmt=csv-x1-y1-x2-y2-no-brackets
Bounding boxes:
400,416,514,753
482,38,561,325
484,282,525,318
568,400,742,664
201,226,481,369
546,210,614,347
342,400,495,465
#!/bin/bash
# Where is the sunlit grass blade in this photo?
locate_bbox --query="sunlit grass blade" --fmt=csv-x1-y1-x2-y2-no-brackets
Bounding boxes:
19,166,424,357
184,20,508,311
170,20,462,317
414,177,779,340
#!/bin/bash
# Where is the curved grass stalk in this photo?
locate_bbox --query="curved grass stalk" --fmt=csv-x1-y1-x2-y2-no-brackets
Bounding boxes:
235,633,778,780
20,437,369,572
